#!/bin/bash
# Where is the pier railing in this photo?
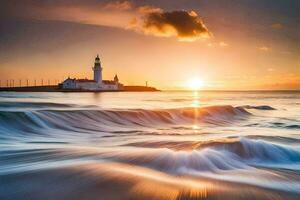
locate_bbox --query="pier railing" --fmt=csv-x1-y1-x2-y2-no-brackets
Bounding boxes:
0,79,63,88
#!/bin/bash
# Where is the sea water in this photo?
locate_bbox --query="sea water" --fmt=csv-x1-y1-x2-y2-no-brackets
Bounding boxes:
0,91,299,199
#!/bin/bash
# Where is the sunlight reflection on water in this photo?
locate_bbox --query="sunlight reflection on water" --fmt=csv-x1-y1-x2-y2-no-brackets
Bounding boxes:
0,91,300,199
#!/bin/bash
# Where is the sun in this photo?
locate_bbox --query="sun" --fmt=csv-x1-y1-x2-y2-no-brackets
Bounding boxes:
186,78,204,90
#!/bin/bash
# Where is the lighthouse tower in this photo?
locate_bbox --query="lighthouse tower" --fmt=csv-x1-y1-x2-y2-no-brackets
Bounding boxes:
93,54,102,84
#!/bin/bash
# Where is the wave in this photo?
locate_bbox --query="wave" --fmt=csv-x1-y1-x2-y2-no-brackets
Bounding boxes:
240,105,276,110
106,138,300,174
208,138,300,163
3,137,299,175
270,122,300,129
2,136,300,193
0,105,250,136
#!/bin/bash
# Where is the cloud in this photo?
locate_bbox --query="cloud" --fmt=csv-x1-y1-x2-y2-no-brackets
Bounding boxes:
103,1,133,11
140,10,211,41
259,46,270,52
219,41,228,47
138,5,163,14
207,41,228,48
0,0,211,42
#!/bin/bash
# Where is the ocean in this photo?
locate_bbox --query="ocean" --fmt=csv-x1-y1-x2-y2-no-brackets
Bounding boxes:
0,91,299,200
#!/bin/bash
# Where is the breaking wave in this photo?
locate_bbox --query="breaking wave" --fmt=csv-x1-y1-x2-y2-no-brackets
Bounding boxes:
0,105,250,137
106,138,300,174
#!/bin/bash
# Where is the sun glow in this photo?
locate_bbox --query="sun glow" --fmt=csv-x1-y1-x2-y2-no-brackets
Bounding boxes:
187,78,204,90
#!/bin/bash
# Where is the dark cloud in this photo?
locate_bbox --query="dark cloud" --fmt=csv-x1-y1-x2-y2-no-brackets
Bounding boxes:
142,10,210,41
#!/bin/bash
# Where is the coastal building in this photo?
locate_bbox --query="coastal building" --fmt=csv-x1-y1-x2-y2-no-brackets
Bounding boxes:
61,55,123,91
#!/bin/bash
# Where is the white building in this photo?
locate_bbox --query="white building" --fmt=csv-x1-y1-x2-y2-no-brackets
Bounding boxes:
61,55,123,91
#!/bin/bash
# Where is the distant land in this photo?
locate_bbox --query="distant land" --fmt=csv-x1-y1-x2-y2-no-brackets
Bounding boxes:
0,55,160,93
0,85,159,92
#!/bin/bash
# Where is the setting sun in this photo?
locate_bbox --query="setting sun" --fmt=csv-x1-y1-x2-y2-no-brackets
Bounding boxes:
187,78,204,90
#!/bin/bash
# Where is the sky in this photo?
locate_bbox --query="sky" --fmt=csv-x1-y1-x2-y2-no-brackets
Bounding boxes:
0,0,299,90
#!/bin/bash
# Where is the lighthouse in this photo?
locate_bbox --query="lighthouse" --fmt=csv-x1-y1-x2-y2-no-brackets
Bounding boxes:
61,54,122,91
93,54,102,84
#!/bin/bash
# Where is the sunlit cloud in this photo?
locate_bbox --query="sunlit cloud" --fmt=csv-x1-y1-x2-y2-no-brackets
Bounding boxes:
219,41,228,47
103,1,133,11
207,43,214,47
3,0,211,42
207,41,228,48
259,46,270,52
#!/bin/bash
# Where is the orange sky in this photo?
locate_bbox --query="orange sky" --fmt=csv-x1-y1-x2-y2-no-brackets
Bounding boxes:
0,0,299,90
